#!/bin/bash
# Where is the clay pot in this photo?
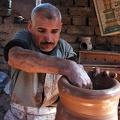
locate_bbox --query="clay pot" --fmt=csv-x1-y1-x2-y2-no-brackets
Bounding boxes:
80,37,92,50
55,72,120,120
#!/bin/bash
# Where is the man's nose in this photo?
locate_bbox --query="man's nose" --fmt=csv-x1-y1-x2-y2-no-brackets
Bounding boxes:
44,33,52,42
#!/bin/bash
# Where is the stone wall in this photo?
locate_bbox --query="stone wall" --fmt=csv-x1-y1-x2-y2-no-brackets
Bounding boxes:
0,0,120,74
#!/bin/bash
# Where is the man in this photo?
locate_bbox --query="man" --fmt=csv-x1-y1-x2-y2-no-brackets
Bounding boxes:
4,3,92,120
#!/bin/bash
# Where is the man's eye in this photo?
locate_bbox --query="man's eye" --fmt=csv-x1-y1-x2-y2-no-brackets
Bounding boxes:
38,29,45,33
52,30,58,34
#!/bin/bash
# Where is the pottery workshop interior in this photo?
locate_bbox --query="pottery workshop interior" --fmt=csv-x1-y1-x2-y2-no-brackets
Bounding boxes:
1,0,120,120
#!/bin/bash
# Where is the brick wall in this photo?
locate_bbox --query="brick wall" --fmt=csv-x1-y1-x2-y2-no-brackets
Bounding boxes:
0,0,120,74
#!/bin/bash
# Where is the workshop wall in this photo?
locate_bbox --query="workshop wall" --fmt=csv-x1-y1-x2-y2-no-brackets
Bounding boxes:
0,0,120,74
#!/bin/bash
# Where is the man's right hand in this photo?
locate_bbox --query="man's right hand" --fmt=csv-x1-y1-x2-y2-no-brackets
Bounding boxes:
67,63,93,89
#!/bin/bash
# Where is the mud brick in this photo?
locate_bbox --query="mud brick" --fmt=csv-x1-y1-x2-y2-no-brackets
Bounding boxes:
11,0,36,20
72,17,86,25
95,36,107,44
67,26,81,34
61,0,73,6
0,0,11,8
67,26,94,35
62,16,71,25
90,0,95,8
90,36,96,46
58,7,69,15
0,9,11,17
95,27,101,36
69,7,95,16
89,17,99,26
74,0,88,7
60,34,77,43
111,36,120,45
79,26,94,35
42,0,52,4
51,0,61,5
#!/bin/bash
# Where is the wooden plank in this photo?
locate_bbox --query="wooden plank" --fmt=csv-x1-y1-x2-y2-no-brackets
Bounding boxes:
82,64,120,68
83,66,120,73
79,51,120,65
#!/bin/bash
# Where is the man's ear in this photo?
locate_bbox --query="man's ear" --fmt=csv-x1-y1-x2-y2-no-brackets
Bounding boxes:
28,20,32,33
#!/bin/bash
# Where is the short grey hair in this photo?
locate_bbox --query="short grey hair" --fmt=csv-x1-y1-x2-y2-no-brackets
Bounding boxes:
31,3,62,21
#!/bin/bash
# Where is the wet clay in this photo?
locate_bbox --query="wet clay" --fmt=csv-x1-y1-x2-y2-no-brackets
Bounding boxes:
55,72,120,120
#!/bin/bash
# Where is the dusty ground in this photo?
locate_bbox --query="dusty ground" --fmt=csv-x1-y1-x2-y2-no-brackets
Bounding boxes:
0,90,10,120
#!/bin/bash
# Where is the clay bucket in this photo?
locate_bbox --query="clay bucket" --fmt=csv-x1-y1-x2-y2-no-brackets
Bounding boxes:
55,73,120,120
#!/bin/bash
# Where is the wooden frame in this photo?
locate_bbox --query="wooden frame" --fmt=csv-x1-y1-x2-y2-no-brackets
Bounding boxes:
93,0,120,36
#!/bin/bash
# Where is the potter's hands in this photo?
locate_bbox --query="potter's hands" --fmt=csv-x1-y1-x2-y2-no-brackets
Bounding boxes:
67,64,93,89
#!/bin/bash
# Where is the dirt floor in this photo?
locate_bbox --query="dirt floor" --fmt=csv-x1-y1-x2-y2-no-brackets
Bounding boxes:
0,90,10,120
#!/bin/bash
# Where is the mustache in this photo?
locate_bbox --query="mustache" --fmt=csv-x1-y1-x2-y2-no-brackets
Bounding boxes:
41,42,54,44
